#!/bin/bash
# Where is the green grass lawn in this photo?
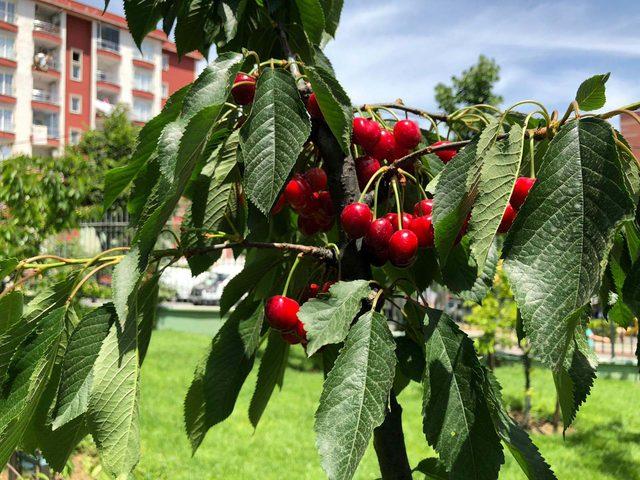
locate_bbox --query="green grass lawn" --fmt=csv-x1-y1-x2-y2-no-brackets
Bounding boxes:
131,329,640,479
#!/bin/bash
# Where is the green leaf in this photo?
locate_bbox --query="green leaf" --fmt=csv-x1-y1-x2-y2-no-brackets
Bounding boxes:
623,258,640,317
552,324,597,431
413,457,449,479
294,0,325,44
231,298,265,357
240,67,311,214
575,73,610,111
52,305,115,430
433,118,500,263
469,124,525,271
298,280,372,356
0,307,65,466
184,310,257,453
315,311,396,480
504,118,634,369
123,0,165,47
220,249,284,316
422,308,504,480
0,257,17,279
174,0,214,56
137,274,160,365
459,237,502,304
306,65,353,154
87,312,140,479
103,85,189,212
320,0,343,37
483,370,556,479
217,0,248,43
248,330,289,428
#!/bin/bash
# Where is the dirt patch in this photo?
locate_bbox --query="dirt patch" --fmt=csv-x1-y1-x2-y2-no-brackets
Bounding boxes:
509,409,575,436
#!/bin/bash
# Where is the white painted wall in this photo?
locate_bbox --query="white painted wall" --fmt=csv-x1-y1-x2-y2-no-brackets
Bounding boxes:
13,0,35,156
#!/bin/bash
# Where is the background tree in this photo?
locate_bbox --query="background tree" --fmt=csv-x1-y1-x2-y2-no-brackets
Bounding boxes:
0,3,639,480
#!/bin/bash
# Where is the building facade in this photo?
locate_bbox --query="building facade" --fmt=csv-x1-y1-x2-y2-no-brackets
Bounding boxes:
0,0,200,158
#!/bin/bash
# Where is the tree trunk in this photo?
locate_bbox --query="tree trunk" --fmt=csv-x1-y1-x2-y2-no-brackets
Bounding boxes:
373,391,413,479
552,397,561,433
522,348,532,428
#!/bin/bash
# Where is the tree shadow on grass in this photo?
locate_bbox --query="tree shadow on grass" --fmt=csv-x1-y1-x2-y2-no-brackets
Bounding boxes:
564,420,640,480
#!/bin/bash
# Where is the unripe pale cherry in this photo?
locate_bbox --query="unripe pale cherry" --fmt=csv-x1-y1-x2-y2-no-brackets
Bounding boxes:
284,174,312,211
388,229,419,267
307,93,323,119
231,73,256,105
409,215,434,248
355,155,382,190
265,295,300,331
498,203,517,233
510,177,536,209
353,118,381,151
414,199,433,217
431,140,458,164
341,202,373,239
304,167,328,192
370,130,397,160
393,119,422,149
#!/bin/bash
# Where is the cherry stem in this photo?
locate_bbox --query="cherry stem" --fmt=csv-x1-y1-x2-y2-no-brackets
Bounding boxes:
358,166,390,202
397,168,428,200
391,179,403,229
282,253,303,297
373,173,385,219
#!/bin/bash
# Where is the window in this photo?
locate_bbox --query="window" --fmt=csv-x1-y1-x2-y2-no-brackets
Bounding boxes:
132,99,151,122
69,129,82,145
0,34,14,59
0,71,12,95
0,108,12,131
162,54,169,71
134,40,154,62
134,69,152,92
69,95,82,114
70,49,82,81
0,143,11,160
162,82,168,98
98,24,120,52
0,1,15,24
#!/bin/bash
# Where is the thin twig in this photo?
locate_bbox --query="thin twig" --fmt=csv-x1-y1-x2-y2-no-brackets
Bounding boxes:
363,103,450,122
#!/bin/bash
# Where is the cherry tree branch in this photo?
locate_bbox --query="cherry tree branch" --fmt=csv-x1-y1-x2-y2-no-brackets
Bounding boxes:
153,241,336,262
362,103,450,122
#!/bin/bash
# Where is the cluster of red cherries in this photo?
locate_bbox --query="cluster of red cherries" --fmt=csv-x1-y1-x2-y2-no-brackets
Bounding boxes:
264,281,334,345
276,167,335,236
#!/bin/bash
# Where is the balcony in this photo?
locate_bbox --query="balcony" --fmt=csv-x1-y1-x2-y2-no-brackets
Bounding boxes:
33,52,60,79
31,89,59,112
33,18,61,46
34,19,60,35
98,38,120,53
0,8,17,33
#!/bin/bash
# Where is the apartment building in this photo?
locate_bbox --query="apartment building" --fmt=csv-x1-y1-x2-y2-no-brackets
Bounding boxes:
0,0,200,158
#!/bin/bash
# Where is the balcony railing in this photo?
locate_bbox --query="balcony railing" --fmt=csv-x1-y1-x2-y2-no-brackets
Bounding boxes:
0,9,15,24
0,84,14,96
33,55,59,72
33,19,61,35
132,112,151,123
0,49,16,61
32,89,58,104
0,122,13,133
97,70,118,84
97,39,120,53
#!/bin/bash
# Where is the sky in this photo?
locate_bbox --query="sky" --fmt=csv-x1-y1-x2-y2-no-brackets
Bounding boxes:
86,0,640,117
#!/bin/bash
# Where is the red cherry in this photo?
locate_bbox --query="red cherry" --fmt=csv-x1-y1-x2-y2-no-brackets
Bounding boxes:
355,155,382,191
388,229,419,267
265,295,300,331
307,93,322,119
315,191,335,218
284,174,312,211
390,145,410,162
321,281,335,293
341,202,373,239
364,217,394,254
304,167,328,192
393,119,421,149
384,212,414,231
409,215,434,248
301,283,320,302
414,199,433,217
231,73,256,105
431,140,458,164
370,130,397,160
271,194,286,215
498,203,517,233
353,118,381,151
298,215,320,236
316,212,334,232
510,177,536,209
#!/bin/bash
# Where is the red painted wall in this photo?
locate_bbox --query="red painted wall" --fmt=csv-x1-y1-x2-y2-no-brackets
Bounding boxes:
163,51,195,103
65,14,92,138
